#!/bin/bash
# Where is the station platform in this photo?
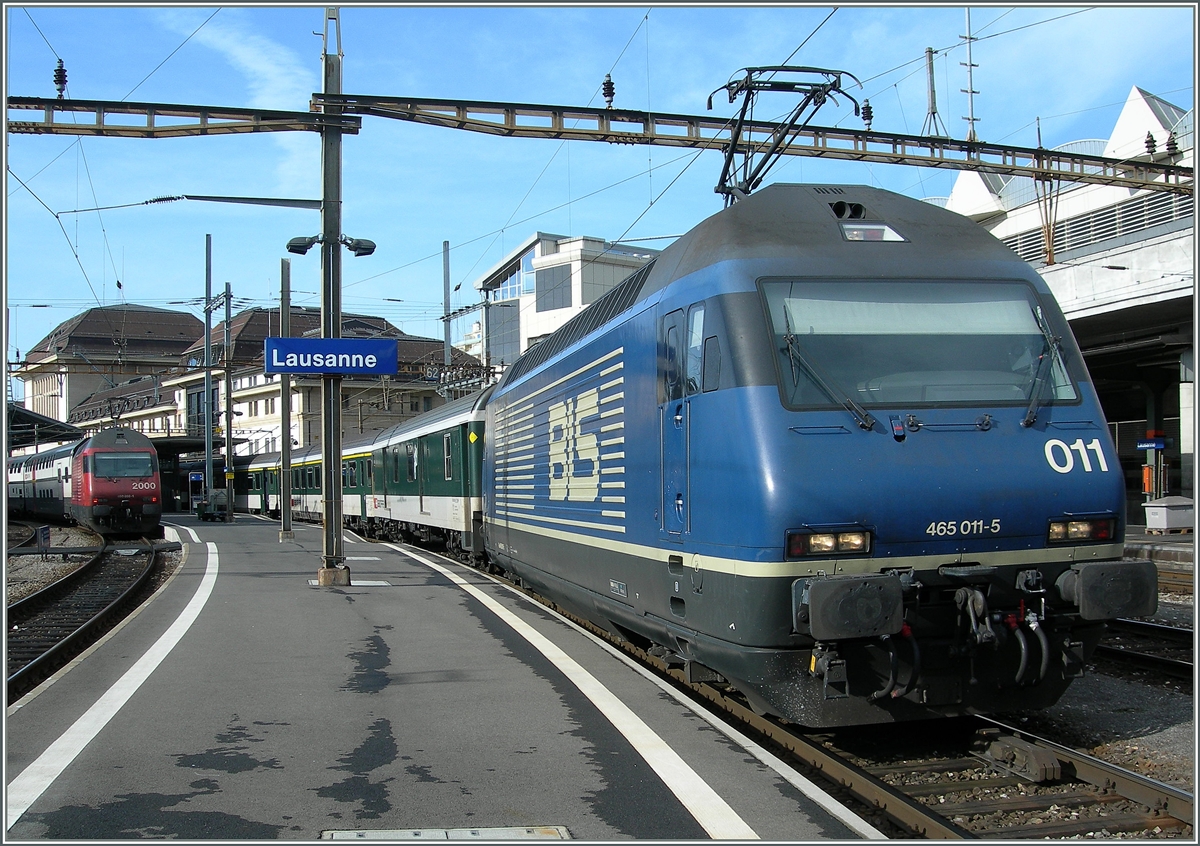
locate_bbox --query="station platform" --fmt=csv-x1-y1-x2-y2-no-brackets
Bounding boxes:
5,514,879,841
1124,524,1194,568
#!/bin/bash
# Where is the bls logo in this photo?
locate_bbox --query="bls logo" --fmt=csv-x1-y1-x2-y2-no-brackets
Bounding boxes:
548,389,599,502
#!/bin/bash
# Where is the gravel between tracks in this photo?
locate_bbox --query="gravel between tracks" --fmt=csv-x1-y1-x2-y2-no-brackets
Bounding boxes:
5,525,102,605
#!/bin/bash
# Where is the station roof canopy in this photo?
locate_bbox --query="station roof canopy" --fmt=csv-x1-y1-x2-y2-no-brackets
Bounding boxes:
6,404,85,452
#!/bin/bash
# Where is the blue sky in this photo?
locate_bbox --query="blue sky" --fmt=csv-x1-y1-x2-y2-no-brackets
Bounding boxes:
4,3,1195,397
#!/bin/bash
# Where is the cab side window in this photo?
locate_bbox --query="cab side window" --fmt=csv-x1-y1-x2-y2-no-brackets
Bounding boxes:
685,304,705,395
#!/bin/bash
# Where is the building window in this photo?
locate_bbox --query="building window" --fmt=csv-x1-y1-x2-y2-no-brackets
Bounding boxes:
498,266,520,301
496,250,538,301
521,251,536,293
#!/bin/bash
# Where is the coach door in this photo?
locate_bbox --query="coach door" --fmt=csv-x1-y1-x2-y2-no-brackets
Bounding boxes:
660,308,688,539
419,436,431,515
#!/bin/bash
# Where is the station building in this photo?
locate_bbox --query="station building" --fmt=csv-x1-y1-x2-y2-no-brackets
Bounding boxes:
16,304,203,424
940,86,1193,520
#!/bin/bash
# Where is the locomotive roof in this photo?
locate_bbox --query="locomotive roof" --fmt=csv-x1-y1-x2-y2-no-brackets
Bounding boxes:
80,427,157,451
637,183,1028,301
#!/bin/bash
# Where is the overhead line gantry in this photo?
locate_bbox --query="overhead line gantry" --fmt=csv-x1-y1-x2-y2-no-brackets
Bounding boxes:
7,93,1191,195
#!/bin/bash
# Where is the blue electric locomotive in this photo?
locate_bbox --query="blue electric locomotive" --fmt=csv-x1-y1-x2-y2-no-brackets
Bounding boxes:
482,183,1156,727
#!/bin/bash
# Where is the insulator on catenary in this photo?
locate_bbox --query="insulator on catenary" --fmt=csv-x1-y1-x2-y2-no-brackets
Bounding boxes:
602,74,615,109
54,59,67,99
861,100,873,131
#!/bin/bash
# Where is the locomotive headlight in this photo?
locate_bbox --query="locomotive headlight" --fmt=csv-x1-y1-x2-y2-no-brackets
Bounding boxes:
1047,518,1115,544
786,529,871,558
837,532,868,552
808,534,838,554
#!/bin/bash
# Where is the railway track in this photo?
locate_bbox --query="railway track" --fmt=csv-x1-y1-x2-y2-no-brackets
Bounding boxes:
415,545,1194,839
1156,566,1193,594
1094,618,1194,681
5,535,180,703
628,654,1194,838
6,520,38,549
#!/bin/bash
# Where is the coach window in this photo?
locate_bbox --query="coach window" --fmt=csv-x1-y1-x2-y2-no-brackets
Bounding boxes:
444,433,453,480
406,443,417,482
392,447,401,483
366,459,373,486
685,304,705,395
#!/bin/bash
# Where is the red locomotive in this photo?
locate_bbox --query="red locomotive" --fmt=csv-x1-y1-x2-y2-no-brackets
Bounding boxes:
7,427,162,537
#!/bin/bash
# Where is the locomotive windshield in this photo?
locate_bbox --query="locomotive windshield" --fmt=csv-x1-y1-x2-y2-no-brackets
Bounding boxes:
761,280,1079,409
92,453,156,478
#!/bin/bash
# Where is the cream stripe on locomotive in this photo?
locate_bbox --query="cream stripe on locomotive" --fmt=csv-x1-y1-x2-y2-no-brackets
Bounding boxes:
485,513,1127,580
494,348,626,536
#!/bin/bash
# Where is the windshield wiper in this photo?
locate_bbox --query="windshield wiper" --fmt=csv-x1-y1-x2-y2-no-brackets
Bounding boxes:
782,315,876,431
1022,305,1063,428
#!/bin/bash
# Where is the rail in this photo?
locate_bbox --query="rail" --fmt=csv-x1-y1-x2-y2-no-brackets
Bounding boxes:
6,537,181,702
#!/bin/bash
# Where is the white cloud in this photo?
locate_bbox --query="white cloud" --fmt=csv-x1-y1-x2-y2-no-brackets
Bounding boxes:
154,8,320,193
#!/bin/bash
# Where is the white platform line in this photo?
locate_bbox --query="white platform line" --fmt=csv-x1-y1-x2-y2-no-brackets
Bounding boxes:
387,544,758,841
572,620,887,839
6,542,220,830
162,522,200,544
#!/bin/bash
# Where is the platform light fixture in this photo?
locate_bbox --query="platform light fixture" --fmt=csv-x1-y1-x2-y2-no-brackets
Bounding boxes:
285,234,375,258
286,235,321,255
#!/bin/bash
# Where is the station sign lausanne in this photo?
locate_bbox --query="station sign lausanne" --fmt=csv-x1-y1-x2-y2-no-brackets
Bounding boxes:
264,337,398,375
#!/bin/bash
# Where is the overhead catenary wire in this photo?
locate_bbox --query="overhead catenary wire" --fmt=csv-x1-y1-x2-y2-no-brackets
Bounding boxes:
121,8,220,101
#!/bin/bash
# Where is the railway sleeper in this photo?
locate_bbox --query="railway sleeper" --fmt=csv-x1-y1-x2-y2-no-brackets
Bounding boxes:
934,789,1118,815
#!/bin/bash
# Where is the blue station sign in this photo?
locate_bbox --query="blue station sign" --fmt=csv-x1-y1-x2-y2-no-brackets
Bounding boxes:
1136,439,1165,450
264,337,398,375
